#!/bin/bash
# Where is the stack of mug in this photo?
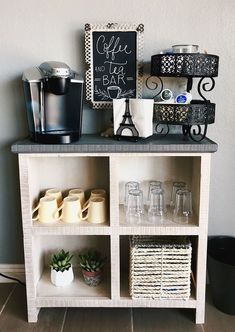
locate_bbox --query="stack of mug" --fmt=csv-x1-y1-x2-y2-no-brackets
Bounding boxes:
124,181,193,224
32,188,107,224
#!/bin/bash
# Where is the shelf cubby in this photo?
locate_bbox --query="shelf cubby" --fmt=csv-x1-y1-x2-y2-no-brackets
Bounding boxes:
25,155,110,228
33,235,111,303
117,155,201,230
119,235,197,307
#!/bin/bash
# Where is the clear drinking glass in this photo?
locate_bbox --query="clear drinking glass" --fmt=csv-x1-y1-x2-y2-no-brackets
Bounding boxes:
148,188,166,223
173,189,192,224
147,181,162,205
124,181,140,207
170,181,186,209
126,189,144,224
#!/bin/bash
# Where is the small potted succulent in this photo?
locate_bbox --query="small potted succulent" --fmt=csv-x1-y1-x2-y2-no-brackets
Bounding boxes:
79,251,105,287
50,249,74,287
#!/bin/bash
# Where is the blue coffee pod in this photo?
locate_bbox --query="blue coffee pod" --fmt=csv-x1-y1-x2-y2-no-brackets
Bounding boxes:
175,92,192,104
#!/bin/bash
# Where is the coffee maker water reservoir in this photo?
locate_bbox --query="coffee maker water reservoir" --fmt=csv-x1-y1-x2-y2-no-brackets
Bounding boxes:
23,61,84,144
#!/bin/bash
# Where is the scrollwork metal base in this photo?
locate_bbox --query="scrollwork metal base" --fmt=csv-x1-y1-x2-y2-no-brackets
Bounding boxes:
146,75,163,100
153,101,213,142
153,123,208,142
155,124,170,136
197,77,215,101
182,124,208,142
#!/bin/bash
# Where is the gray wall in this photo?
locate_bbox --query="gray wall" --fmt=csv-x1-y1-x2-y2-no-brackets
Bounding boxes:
0,0,234,263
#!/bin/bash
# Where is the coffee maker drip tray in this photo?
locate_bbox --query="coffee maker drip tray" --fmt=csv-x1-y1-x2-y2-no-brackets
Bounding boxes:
33,131,80,144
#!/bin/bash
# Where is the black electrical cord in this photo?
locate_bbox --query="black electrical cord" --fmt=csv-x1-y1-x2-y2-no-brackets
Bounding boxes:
0,273,26,286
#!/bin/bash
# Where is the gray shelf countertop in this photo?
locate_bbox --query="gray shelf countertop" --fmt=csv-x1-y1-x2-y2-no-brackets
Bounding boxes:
11,134,218,154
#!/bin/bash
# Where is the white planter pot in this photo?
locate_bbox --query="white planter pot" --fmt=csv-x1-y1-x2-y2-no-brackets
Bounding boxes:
51,265,74,287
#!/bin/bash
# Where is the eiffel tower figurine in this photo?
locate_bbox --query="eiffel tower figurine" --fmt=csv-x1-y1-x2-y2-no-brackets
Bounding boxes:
115,99,139,141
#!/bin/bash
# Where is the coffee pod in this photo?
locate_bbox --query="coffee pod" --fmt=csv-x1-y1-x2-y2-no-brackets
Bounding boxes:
175,92,192,104
160,89,173,101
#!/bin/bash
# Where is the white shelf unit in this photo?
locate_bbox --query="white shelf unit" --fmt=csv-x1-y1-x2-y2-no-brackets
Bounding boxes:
17,148,212,324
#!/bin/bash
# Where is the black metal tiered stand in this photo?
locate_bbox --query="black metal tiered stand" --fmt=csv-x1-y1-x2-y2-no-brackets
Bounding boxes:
146,53,219,141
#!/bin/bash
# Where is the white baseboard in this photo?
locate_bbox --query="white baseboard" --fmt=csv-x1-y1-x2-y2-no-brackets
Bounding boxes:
0,264,25,283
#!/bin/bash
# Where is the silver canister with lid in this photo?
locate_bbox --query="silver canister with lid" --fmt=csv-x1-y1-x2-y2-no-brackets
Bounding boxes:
172,44,199,53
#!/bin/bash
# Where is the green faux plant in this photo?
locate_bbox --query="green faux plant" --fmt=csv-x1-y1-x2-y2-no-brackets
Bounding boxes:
79,251,105,272
50,249,73,272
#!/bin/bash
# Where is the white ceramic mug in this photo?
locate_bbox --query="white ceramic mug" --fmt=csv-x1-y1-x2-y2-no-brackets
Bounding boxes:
83,189,106,208
55,196,82,223
45,188,63,206
32,196,58,223
68,188,85,207
80,197,107,224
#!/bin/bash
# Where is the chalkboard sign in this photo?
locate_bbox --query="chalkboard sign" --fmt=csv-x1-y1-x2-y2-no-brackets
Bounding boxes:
85,23,144,109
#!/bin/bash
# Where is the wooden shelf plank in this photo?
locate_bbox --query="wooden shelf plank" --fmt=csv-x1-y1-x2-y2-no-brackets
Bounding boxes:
116,297,197,308
36,297,197,309
30,221,110,235
36,268,111,300
119,205,199,235
35,268,196,309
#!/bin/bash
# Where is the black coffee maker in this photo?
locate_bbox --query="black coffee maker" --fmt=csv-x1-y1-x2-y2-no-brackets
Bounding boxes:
22,61,84,144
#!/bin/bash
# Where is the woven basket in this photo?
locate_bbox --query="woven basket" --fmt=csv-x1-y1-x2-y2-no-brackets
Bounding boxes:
129,236,192,300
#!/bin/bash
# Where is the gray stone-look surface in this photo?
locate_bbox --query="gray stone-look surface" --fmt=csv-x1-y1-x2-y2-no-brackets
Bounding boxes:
11,134,218,154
